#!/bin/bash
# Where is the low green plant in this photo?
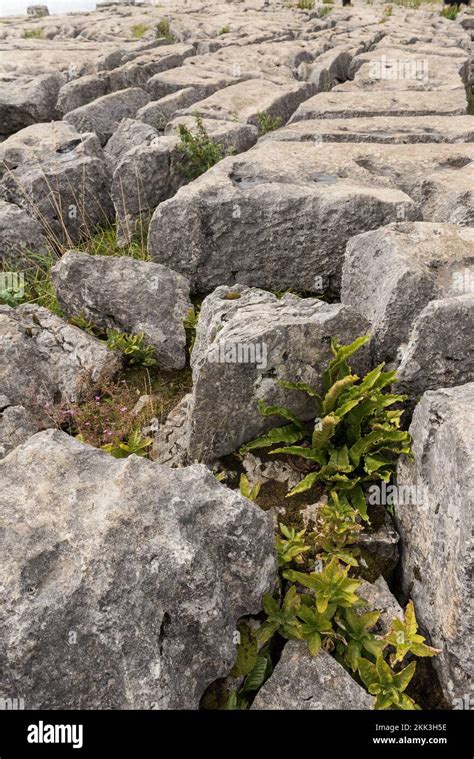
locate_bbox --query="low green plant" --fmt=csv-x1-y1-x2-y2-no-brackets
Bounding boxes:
106,330,156,367
312,491,363,566
276,523,311,567
68,314,98,335
297,0,315,9
157,19,176,42
219,25,230,34
175,114,229,180
320,5,333,16
131,23,149,39
440,4,459,19
256,112,283,135
284,557,363,614
358,656,419,710
383,601,440,665
335,608,384,671
239,473,262,502
226,651,273,709
101,428,153,458
241,335,411,521
24,28,44,38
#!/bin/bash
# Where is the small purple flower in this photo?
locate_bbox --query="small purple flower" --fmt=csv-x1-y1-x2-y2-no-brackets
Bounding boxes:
120,407,128,413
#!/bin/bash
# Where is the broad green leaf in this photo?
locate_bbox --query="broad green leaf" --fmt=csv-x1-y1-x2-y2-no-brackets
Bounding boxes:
287,471,320,496
240,423,303,453
322,375,359,414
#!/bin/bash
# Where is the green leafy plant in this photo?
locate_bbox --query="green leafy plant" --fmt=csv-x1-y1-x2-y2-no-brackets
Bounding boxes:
106,330,156,367
257,112,283,135
284,557,363,614
68,314,98,336
335,607,384,671
241,335,411,521
239,474,262,502
101,428,152,459
258,586,304,644
156,19,176,42
312,491,363,566
320,5,333,16
175,114,229,180
383,601,440,665
276,523,311,567
131,23,149,38
358,656,419,710
296,601,337,656
226,650,273,709
230,621,258,678
297,0,315,9
219,25,230,34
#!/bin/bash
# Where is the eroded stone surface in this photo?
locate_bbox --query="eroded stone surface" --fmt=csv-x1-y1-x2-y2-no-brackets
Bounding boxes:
252,643,373,710
341,222,474,364
0,304,122,410
0,429,277,709
186,285,370,461
51,251,192,370
396,384,474,704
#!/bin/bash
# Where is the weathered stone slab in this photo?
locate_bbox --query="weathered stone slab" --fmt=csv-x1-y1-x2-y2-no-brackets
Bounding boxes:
0,304,122,410
186,285,370,461
137,87,202,130
0,122,113,246
0,72,63,136
56,74,109,117
148,140,427,294
289,89,468,122
396,384,474,704
107,44,195,92
263,115,474,145
396,295,474,399
341,222,474,364
64,87,150,145
51,251,192,370
0,428,277,709
0,199,47,266
174,78,315,127
112,118,257,243
252,643,373,710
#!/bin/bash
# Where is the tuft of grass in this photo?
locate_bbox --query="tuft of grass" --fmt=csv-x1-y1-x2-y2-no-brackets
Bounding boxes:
297,0,315,9
440,4,459,19
23,28,44,38
131,23,150,39
76,224,150,261
320,5,333,16
157,19,176,43
4,251,61,315
257,112,283,135
219,26,230,35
